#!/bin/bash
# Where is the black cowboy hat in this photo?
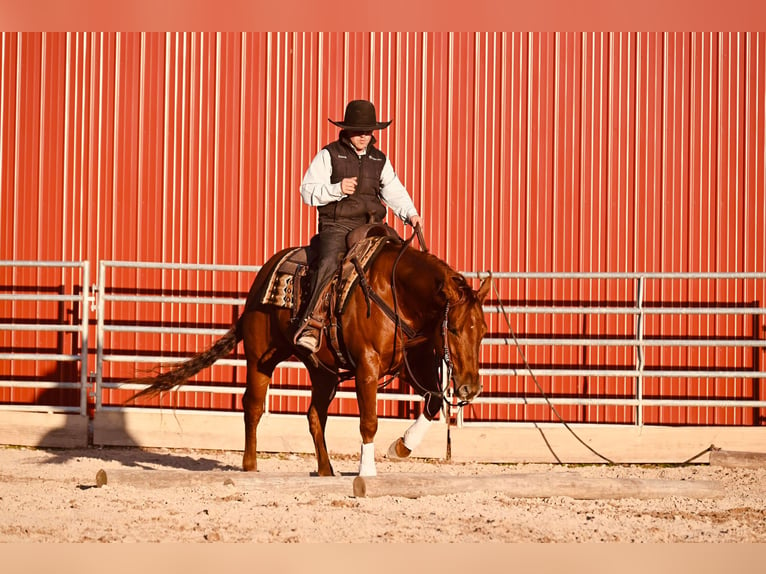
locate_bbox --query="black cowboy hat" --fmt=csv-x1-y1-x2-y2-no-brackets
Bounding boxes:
329,100,392,130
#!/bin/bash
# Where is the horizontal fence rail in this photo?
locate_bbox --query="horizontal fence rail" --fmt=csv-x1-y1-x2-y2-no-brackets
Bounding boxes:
0,261,91,415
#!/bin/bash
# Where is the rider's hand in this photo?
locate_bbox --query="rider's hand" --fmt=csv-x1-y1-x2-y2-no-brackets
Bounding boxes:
410,215,422,228
341,177,357,195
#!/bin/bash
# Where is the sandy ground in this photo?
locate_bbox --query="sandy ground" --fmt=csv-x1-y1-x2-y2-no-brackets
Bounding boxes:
0,445,765,543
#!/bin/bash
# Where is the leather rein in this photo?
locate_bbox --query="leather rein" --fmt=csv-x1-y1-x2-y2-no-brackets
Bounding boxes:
350,227,460,408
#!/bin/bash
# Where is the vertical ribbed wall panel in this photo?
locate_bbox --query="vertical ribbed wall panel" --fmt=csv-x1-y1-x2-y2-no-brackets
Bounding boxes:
1,33,764,424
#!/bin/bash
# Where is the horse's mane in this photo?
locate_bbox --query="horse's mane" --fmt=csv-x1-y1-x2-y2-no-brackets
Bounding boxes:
403,247,475,306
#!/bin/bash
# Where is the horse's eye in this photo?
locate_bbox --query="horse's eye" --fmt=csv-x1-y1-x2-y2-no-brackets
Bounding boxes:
448,326,459,336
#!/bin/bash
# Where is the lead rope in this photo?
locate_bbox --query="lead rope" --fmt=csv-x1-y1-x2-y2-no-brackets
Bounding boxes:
489,278,720,466
489,278,614,465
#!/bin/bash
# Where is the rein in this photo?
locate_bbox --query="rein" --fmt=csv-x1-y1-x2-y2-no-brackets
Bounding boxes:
346,226,461,409
389,230,460,409
351,256,421,341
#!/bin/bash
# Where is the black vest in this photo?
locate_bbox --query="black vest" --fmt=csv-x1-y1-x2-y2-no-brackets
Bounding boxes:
317,139,387,223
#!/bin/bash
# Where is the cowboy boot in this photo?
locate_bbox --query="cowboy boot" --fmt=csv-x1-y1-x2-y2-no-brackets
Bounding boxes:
294,289,330,353
295,319,321,352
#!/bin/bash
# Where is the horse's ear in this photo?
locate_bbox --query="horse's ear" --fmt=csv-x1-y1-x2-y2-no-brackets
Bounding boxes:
476,275,492,303
442,275,465,304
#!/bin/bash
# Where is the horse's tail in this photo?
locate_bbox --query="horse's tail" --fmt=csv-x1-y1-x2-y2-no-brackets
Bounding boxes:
125,323,242,403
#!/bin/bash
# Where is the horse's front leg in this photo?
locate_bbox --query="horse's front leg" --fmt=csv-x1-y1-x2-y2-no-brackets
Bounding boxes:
355,360,381,476
306,367,339,477
387,412,435,460
387,347,442,460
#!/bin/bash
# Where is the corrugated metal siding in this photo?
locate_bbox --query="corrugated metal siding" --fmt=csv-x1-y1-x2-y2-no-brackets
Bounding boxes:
1,32,764,424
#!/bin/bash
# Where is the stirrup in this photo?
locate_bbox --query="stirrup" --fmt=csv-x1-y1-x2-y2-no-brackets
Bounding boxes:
296,329,320,353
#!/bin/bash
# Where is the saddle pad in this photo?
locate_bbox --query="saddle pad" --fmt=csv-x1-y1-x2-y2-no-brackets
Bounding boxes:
259,247,307,309
258,236,393,313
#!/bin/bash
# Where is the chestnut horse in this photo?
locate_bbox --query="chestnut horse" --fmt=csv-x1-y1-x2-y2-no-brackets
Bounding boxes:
129,238,491,476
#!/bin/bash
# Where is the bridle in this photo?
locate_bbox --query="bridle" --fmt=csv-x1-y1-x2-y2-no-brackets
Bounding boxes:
434,300,472,408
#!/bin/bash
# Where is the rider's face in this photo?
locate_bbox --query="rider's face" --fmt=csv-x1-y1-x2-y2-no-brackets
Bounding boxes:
348,130,373,151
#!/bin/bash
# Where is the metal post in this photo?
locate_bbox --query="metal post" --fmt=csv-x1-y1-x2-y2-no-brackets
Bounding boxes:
95,260,106,412
635,277,645,427
79,262,90,417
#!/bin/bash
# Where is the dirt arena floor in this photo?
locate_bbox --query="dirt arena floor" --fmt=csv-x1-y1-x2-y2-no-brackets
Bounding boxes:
0,445,764,543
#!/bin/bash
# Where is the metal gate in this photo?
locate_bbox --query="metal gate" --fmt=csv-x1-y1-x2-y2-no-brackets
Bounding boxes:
463,271,766,428
0,260,91,415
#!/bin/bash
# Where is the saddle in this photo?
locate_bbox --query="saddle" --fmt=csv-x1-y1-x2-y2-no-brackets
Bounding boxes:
258,224,401,363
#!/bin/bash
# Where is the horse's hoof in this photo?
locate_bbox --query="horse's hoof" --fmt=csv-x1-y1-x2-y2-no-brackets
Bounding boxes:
317,467,335,477
386,437,412,460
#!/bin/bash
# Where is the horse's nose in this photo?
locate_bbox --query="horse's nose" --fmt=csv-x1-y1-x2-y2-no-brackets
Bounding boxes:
457,380,482,401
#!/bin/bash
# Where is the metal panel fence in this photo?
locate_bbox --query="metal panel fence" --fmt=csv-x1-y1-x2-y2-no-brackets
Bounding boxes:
463,271,766,428
2,259,763,428
0,260,91,415
93,261,766,428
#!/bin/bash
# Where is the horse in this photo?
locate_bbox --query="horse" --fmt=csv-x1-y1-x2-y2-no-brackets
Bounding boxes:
128,235,491,477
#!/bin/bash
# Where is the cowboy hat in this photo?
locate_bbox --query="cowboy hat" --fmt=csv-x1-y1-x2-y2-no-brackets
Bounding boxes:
328,100,392,130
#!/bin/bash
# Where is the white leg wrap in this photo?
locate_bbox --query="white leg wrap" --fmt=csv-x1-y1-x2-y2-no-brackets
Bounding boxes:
358,442,377,477
403,413,432,451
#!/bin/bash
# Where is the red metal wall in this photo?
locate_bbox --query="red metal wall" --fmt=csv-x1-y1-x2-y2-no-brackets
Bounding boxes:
2,32,765,423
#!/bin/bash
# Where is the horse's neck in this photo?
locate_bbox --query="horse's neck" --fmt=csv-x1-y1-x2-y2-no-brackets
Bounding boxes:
388,248,449,322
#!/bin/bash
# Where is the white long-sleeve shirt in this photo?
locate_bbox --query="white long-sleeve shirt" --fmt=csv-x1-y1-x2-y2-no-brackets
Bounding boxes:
300,147,419,224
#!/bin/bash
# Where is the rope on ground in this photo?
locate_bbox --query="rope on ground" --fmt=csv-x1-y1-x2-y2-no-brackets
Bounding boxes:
489,277,615,464
675,444,717,466
487,275,721,467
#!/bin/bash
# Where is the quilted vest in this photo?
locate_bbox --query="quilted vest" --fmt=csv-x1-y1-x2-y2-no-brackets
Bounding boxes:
317,138,387,223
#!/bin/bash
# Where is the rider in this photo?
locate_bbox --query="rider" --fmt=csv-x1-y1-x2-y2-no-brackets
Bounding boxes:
294,99,422,352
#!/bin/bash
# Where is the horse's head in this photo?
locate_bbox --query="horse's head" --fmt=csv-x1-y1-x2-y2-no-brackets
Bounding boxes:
440,274,491,403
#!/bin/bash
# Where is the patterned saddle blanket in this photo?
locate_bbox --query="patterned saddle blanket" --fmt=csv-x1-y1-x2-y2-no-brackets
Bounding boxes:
258,235,395,318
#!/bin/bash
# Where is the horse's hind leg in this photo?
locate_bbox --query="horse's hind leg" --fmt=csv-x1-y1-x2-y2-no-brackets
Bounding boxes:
240,310,291,472
242,362,272,471
306,368,339,476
